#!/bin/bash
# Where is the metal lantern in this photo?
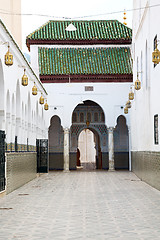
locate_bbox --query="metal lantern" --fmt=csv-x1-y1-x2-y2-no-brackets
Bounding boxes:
152,47,160,64
22,69,28,86
123,10,127,25
126,100,131,109
129,88,134,100
5,45,13,66
44,100,49,110
32,82,37,95
39,93,44,104
124,107,128,114
135,78,141,90
86,120,90,128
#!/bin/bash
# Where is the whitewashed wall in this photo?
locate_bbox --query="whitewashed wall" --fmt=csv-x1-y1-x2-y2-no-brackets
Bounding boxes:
30,44,132,129
0,20,48,149
131,0,160,152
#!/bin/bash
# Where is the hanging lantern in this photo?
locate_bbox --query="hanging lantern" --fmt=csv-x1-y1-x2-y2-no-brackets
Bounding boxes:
126,100,131,109
32,82,37,95
86,120,90,128
44,100,49,110
5,45,13,66
129,88,134,100
123,10,127,25
39,93,44,104
124,107,128,114
152,47,160,64
135,78,141,90
22,69,28,86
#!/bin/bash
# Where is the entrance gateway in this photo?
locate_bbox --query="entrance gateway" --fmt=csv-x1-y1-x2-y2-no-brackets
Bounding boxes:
26,20,132,172
48,100,129,171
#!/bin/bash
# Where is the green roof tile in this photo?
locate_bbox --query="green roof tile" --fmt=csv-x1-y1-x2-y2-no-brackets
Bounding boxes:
27,20,132,42
38,47,132,76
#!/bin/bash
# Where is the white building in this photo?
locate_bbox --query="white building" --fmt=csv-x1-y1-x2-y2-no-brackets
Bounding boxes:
27,20,133,172
131,0,160,190
0,0,22,48
0,18,48,195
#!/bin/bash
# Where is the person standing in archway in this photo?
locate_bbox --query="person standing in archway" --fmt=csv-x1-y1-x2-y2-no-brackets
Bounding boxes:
77,148,81,166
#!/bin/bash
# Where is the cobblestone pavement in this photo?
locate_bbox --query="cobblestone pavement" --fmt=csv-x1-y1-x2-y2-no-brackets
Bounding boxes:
0,170,160,240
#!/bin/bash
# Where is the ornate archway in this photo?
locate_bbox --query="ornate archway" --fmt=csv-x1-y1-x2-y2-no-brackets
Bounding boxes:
70,100,109,170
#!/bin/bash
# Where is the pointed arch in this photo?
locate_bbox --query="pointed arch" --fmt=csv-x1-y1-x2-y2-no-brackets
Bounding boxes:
114,115,129,170
48,115,64,170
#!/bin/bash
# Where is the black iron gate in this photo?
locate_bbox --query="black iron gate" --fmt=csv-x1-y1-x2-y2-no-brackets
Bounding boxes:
0,130,5,192
36,139,48,173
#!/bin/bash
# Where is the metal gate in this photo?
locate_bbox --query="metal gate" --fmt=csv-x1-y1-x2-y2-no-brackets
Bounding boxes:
0,130,5,192
36,139,48,173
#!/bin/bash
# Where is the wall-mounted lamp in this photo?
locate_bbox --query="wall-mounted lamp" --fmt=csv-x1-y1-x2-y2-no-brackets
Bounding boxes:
126,100,131,109
39,93,44,105
152,39,160,64
32,82,37,95
124,106,128,114
129,86,134,100
44,100,49,111
135,72,141,90
5,44,13,66
22,69,28,86
123,10,127,26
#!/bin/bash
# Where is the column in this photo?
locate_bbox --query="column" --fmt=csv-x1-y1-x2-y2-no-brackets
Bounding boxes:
128,127,132,171
63,128,70,172
108,127,115,171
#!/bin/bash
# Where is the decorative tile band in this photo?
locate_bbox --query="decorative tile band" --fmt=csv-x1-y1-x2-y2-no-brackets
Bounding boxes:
6,143,36,152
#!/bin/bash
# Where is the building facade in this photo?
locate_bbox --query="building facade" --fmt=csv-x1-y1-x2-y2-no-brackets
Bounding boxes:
131,0,160,190
27,20,133,171
0,0,22,48
0,19,48,195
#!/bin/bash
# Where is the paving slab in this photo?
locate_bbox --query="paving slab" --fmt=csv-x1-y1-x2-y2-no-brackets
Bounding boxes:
0,170,160,239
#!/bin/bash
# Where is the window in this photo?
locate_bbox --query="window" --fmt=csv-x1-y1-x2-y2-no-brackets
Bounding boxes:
87,112,91,122
94,112,98,122
80,112,84,122
101,112,105,122
72,113,77,122
154,114,158,145
154,35,158,68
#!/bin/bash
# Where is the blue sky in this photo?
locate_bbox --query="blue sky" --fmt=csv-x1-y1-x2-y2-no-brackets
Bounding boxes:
22,0,133,52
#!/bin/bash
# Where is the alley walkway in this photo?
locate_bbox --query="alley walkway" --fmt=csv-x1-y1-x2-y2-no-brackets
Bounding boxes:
0,171,160,240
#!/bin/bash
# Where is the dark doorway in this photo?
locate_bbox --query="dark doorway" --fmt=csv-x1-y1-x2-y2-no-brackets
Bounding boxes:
114,115,129,170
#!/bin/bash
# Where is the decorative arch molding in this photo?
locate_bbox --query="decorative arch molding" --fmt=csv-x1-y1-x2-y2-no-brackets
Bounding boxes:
71,99,107,126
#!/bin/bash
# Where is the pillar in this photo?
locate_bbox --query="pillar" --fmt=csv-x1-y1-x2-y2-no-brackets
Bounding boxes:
128,127,132,171
108,127,115,171
63,127,70,172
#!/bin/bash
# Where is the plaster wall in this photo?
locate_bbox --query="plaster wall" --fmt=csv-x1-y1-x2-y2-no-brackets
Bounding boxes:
43,82,131,129
30,43,132,130
0,0,22,48
0,20,48,148
131,0,160,152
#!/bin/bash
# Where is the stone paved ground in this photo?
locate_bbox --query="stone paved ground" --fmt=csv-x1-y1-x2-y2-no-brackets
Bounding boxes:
0,170,160,240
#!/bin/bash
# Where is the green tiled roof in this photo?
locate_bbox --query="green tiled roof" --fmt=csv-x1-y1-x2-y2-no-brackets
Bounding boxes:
38,47,132,75
27,20,132,41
